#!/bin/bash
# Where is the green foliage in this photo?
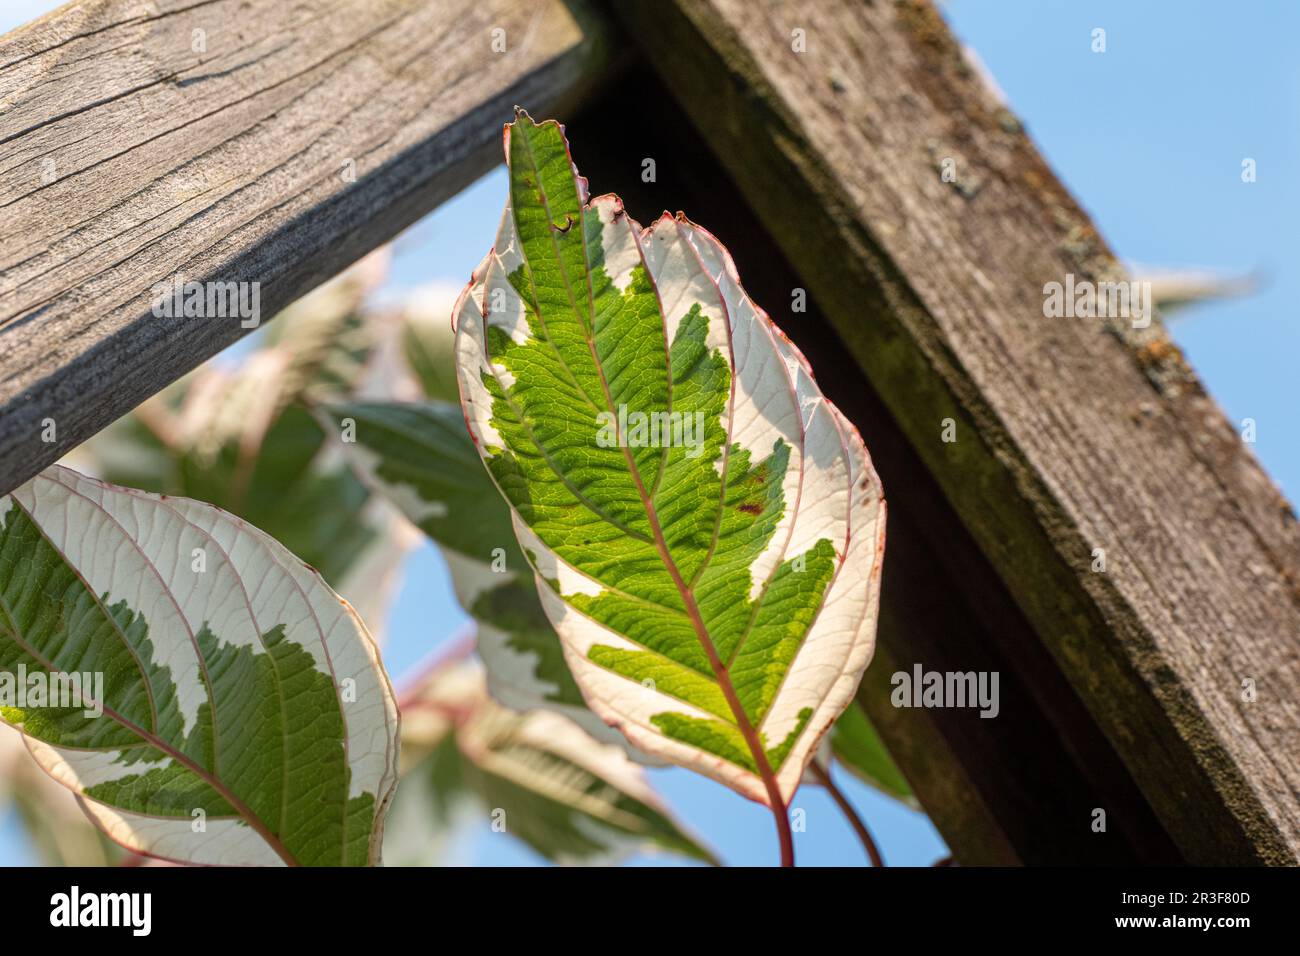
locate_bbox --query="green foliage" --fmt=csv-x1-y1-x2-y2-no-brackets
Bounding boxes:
452,111,887,806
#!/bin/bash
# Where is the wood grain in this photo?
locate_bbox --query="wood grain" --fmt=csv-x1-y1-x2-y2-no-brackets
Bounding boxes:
0,0,613,495
616,0,1300,863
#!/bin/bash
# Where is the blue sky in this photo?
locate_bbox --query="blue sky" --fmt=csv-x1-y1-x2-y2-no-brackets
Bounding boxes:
945,0,1300,500
2,0,1295,866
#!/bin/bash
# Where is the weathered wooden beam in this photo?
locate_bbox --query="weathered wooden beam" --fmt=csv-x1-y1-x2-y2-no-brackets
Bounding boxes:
0,0,614,496
615,0,1300,863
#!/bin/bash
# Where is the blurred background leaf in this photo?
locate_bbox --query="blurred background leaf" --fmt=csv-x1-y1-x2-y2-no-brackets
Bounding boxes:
391,658,716,866
831,703,919,810
1131,264,1260,318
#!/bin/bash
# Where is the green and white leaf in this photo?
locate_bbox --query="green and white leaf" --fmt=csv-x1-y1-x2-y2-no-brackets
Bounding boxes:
395,661,715,865
454,112,886,805
0,466,400,866
325,400,638,752
831,702,918,809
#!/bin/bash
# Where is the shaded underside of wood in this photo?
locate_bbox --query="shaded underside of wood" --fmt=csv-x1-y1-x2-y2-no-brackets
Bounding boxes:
614,0,1300,863
0,0,614,496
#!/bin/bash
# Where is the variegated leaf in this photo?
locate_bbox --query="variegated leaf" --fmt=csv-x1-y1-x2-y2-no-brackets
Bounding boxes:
454,111,886,806
0,466,399,866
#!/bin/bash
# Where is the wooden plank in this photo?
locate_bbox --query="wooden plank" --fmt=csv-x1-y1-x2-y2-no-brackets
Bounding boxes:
0,0,614,496
572,65,1181,865
615,0,1300,863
